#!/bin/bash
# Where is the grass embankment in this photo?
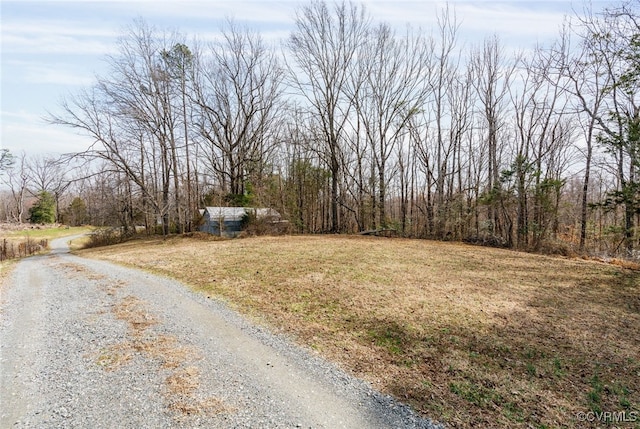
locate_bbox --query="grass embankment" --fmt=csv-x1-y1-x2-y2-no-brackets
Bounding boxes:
81,235,640,428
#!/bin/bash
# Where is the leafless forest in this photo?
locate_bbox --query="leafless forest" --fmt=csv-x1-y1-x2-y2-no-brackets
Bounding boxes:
2,0,639,258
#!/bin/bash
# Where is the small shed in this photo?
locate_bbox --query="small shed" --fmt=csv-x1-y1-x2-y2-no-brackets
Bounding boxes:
199,207,281,237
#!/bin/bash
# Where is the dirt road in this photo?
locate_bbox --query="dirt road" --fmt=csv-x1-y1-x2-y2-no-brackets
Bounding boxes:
0,236,439,428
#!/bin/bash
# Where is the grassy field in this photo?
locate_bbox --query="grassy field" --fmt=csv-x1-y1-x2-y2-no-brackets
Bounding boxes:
0,225,92,240
80,234,640,428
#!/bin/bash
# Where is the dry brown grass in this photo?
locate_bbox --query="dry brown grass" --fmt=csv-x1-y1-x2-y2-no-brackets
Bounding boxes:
82,234,640,428
113,295,158,332
95,343,134,371
97,291,233,418
166,366,201,396
53,259,107,281
166,366,235,416
168,396,234,416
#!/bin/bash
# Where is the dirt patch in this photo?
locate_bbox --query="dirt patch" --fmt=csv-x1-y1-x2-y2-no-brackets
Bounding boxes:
83,235,640,428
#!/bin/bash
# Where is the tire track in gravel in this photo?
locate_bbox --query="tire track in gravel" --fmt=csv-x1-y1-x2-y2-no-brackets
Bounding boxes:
1,235,442,428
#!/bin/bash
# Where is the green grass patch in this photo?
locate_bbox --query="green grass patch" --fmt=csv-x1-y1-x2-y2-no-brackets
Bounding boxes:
449,381,502,408
367,324,406,355
588,370,603,413
1,226,92,240
552,356,565,377
502,401,526,423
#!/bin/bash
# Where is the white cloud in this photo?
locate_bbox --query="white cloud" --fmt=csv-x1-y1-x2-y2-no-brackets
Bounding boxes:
1,2,294,55
363,1,570,43
1,111,92,156
101,0,296,25
453,3,569,39
1,20,116,38
1,21,118,55
20,63,96,86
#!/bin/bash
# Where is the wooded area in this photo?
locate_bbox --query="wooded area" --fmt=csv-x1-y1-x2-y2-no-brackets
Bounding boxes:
2,0,639,258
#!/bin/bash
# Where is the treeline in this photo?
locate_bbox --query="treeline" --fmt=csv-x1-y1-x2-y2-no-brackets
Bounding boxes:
7,0,639,257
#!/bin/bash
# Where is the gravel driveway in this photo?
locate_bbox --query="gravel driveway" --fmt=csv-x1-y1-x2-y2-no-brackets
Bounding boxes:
0,235,442,428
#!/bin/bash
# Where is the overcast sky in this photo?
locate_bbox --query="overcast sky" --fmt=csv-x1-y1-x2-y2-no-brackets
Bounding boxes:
0,0,615,158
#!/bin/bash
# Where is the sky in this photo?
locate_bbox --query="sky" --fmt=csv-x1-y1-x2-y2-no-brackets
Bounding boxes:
0,0,615,158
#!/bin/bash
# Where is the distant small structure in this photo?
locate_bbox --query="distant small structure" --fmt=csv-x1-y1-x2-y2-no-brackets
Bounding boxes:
199,207,282,237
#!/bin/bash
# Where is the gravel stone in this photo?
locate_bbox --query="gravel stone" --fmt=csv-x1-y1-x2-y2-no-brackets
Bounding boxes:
0,235,445,428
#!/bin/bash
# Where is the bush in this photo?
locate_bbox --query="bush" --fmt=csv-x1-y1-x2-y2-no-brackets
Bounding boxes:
463,234,508,248
535,240,578,258
83,228,131,248
241,215,290,237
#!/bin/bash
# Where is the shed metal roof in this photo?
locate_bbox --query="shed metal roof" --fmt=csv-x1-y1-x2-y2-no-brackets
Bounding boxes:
202,207,248,222
202,207,281,222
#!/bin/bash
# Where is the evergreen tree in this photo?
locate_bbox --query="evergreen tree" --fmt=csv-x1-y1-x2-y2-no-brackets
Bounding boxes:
29,191,56,224
66,197,88,226
0,149,14,171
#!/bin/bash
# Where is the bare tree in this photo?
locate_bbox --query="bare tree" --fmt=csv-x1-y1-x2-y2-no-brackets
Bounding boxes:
470,35,516,244
194,21,284,205
26,155,70,222
412,8,476,239
350,23,431,228
162,42,197,231
1,152,29,223
542,20,611,252
287,0,370,232
51,20,189,235
574,1,640,255
507,46,574,250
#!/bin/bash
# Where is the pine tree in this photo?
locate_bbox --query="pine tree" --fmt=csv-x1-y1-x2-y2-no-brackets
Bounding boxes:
29,191,56,224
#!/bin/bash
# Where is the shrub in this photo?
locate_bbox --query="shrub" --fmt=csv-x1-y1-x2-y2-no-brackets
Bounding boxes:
535,239,577,258
83,228,130,248
463,234,508,248
242,213,290,237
